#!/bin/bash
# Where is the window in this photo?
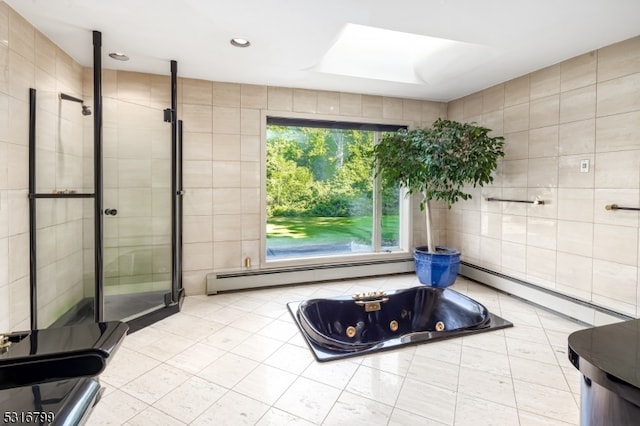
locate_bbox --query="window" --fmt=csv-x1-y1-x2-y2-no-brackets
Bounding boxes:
266,117,407,260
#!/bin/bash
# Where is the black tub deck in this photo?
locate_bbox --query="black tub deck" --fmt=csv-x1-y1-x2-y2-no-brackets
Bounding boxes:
288,286,512,361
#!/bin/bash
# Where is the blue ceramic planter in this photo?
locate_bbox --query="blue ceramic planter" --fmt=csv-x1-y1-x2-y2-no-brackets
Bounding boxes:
413,246,461,287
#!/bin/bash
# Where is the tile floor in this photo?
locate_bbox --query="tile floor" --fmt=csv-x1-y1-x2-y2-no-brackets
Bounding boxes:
88,274,589,425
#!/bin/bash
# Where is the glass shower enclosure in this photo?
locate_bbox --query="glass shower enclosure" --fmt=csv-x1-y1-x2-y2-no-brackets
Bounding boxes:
28,31,183,331
101,87,174,322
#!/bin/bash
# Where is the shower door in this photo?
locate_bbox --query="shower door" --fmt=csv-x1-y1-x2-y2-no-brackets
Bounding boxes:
29,32,182,329
101,92,173,322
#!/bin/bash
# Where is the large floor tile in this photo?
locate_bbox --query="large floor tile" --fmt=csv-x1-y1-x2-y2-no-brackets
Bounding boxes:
459,345,512,377
230,333,283,362
461,331,508,354
457,366,516,407
360,346,415,376
514,379,580,424
120,363,191,405
89,389,148,425
254,408,316,426
87,275,587,426
202,325,251,351
100,346,161,388
345,364,404,406
165,342,226,374
454,393,519,426
152,312,224,341
263,342,314,374
233,364,297,405
227,312,274,332
388,408,448,426
323,391,393,426
506,335,558,364
273,376,342,424
407,354,460,391
509,356,572,392
256,318,299,342
153,376,227,423
395,377,457,425
301,358,360,389
196,352,259,388
191,391,269,426
127,406,186,426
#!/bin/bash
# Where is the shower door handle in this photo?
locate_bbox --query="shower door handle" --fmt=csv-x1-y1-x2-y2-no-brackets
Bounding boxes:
104,208,118,216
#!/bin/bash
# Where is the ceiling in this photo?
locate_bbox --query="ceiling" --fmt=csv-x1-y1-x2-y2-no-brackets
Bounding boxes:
7,0,640,102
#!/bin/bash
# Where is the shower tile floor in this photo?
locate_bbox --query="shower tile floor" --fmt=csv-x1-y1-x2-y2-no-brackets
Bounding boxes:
89,275,588,425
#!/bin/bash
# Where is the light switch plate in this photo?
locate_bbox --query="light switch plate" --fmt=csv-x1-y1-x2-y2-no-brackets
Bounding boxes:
580,159,589,173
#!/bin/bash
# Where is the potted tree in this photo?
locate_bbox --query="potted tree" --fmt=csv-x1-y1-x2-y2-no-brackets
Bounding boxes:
373,118,505,287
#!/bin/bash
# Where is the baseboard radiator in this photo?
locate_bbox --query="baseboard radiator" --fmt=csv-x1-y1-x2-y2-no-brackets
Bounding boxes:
460,261,632,326
207,258,631,326
207,258,415,294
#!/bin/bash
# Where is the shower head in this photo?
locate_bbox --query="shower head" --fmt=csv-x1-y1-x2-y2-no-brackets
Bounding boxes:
60,93,83,103
60,92,91,116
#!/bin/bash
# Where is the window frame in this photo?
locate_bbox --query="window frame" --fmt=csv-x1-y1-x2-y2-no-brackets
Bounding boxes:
260,111,414,268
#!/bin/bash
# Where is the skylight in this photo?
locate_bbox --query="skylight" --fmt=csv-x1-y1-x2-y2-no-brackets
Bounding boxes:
314,23,492,85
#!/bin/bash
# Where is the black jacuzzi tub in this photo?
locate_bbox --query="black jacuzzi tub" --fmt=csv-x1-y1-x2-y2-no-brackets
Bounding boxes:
288,286,512,361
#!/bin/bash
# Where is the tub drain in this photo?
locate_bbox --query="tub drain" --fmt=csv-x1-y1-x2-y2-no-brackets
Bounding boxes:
346,326,356,338
435,321,445,331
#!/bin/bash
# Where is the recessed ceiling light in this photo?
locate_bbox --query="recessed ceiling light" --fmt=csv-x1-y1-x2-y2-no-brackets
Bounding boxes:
108,52,129,61
230,38,250,48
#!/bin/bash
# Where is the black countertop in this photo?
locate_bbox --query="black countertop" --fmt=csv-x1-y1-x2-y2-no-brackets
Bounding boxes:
0,321,128,390
568,318,640,406
0,322,128,425
0,378,102,426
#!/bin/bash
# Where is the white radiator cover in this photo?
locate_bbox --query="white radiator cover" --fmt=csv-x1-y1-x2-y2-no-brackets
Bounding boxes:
206,258,630,327
207,258,415,294
460,262,630,326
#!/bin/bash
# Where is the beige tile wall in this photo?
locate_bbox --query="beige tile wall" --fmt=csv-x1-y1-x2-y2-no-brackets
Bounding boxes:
179,82,447,295
0,2,85,331
448,36,640,317
35,42,86,328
